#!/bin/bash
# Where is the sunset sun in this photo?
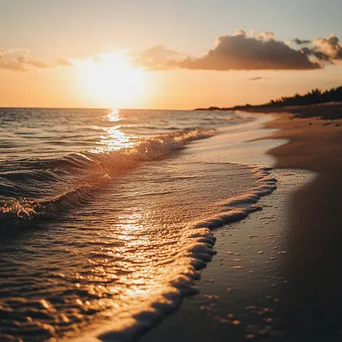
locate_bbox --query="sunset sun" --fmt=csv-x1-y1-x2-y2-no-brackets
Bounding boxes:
78,52,145,108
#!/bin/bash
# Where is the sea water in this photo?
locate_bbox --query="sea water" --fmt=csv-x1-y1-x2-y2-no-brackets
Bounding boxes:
0,108,276,341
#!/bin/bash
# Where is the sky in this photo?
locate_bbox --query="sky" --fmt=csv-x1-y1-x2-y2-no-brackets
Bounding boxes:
1,0,342,109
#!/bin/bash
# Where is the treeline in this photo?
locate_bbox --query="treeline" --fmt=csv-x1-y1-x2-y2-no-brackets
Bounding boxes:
259,85,342,108
195,85,342,113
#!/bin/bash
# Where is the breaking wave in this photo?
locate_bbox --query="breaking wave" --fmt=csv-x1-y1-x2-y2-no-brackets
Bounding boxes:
79,166,277,342
0,128,215,224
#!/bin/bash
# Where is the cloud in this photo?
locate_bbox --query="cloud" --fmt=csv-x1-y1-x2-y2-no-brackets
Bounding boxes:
298,34,342,64
293,38,311,45
0,49,50,71
179,30,320,70
0,49,73,71
312,34,342,60
56,58,73,66
135,30,321,71
132,45,182,71
300,47,331,62
249,76,263,81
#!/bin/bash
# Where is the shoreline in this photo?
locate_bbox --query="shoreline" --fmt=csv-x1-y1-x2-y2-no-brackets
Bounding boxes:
139,113,306,342
263,114,342,341
245,102,342,120
75,113,284,342
140,112,342,341
141,169,313,342
195,102,342,120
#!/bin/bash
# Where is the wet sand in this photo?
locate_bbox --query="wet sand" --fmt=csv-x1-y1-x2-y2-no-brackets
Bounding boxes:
264,115,342,341
140,168,313,342
140,114,342,342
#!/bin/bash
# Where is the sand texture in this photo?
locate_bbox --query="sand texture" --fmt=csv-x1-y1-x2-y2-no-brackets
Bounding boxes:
141,114,342,342
264,115,342,341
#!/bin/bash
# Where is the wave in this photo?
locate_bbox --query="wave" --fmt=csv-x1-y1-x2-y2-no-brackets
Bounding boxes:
0,128,215,224
75,166,277,342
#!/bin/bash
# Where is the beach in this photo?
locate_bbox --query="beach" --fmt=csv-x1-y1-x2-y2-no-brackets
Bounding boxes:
264,114,342,341
2,109,342,342
0,109,282,341
140,112,342,342
2,1,342,341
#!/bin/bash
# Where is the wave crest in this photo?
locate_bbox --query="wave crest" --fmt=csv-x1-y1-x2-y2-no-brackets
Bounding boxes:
0,128,215,223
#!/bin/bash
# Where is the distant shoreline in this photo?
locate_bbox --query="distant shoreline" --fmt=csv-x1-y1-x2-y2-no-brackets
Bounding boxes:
195,102,342,120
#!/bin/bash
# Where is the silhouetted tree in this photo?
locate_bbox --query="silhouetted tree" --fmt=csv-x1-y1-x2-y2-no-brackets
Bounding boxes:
261,85,342,108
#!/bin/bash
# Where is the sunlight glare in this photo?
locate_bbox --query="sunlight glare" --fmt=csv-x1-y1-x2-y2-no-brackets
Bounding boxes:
79,52,145,108
107,108,120,122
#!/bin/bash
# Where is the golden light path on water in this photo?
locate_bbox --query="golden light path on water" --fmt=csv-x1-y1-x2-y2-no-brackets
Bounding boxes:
0,108,279,342
107,109,120,123
95,109,136,153
70,115,277,341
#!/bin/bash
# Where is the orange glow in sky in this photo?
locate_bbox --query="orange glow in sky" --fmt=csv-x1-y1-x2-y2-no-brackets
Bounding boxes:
76,52,146,108
1,1,342,109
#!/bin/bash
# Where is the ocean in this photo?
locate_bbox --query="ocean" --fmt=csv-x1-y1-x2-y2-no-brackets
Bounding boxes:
0,108,276,341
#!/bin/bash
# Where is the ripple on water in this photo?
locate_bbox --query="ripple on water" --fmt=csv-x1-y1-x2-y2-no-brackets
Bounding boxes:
0,110,277,341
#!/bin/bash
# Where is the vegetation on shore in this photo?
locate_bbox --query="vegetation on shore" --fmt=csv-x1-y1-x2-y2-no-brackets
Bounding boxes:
195,85,342,119
196,85,342,109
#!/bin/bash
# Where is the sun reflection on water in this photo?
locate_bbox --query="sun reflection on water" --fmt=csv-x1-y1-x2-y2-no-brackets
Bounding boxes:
102,126,134,150
107,108,120,122
95,109,136,152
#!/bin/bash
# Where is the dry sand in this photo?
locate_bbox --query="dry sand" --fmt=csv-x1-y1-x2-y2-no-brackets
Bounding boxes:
265,113,342,172
140,113,342,342
264,114,342,341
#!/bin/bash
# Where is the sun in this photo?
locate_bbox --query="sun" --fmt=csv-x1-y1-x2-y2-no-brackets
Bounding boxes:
78,51,145,108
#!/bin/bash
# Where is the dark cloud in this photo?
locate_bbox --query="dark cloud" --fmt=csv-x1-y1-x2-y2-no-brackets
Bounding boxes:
312,34,342,60
298,34,342,63
178,30,320,70
0,49,73,71
300,47,331,61
293,38,311,45
136,30,321,71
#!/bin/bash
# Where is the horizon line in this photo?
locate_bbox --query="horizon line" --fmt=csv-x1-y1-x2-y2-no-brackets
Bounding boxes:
0,106,198,111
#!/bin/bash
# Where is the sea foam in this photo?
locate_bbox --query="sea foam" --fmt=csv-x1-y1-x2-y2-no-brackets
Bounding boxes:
75,166,277,342
0,128,215,224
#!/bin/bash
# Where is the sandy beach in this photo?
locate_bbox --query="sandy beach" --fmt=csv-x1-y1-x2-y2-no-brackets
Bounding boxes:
140,112,342,342
264,114,342,341
2,2,342,341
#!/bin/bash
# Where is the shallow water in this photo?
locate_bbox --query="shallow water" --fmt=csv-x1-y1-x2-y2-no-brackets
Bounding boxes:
0,108,276,341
